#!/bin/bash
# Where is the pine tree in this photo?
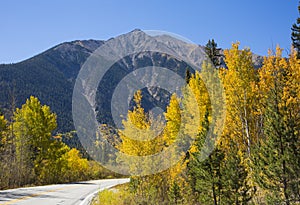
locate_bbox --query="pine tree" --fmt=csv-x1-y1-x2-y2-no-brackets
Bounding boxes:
292,2,300,58
205,39,222,67
184,61,228,204
188,111,255,204
185,67,192,84
188,111,224,205
221,141,255,204
252,47,300,204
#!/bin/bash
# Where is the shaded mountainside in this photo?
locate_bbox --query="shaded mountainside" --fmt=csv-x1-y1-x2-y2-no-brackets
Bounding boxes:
0,30,264,148
0,40,104,133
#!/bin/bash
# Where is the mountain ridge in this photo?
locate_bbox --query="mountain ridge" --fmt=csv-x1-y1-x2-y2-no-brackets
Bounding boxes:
0,30,264,148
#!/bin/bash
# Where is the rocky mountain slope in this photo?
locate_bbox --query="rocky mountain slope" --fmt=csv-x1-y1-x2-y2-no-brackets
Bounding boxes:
0,29,264,147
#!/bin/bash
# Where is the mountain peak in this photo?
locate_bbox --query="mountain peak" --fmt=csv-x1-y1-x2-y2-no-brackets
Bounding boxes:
53,39,104,54
0,30,264,134
131,28,142,33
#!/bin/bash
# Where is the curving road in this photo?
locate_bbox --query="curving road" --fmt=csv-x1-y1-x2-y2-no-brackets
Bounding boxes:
0,178,129,205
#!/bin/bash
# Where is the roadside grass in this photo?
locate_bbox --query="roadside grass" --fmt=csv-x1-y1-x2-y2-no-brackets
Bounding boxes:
92,183,134,205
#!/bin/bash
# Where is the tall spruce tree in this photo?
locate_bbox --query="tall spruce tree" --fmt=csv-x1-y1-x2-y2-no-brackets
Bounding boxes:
205,39,222,67
252,48,300,204
292,2,300,58
188,111,224,205
185,67,192,84
188,111,255,204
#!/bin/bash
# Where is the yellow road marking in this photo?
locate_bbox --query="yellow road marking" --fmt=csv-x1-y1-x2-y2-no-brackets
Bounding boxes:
0,186,77,205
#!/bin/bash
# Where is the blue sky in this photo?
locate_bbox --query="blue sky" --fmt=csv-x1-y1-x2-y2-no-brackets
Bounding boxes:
0,0,298,63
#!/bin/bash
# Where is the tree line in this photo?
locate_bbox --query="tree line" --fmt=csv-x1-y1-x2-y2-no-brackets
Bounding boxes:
93,6,300,204
95,42,300,204
0,96,119,190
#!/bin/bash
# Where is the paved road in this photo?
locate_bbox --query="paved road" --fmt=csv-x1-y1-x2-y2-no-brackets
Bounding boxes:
0,178,129,205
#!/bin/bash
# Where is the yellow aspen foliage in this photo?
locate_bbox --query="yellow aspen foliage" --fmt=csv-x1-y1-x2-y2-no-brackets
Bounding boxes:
165,69,220,202
117,90,173,203
0,115,6,130
283,49,300,115
164,94,181,146
219,42,260,156
200,61,226,151
0,115,11,189
258,47,288,99
163,93,188,198
253,46,300,203
13,96,57,185
62,148,89,182
183,71,209,136
0,115,7,145
118,90,164,158
117,90,166,179
163,93,189,201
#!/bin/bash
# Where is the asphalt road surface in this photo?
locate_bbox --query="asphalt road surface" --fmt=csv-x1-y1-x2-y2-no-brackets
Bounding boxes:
0,178,129,205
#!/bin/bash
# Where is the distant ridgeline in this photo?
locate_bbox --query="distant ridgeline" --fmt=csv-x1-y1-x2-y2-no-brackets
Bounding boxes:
0,30,263,149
